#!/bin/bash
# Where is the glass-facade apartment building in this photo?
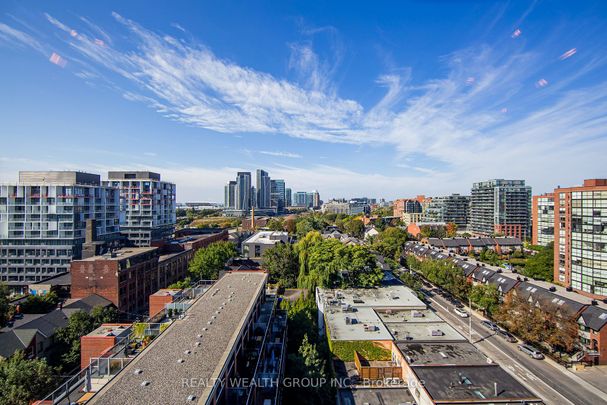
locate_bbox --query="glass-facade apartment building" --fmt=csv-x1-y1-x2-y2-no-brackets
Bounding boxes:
554,179,607,298
532,193,555,247
0,171,121,291
470,179,531,240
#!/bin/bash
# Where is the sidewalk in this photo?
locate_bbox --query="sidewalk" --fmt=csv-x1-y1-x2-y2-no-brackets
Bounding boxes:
567,365,607,395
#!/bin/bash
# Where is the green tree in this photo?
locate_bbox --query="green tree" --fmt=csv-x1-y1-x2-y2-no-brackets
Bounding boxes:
343,218,364,238
479,248,501,266
90,305,119,325
0,351,56,405
54,310,96,370
523,242,554,281
372,227,409,261
188,241,237,280
469,284,500,315
0,283,10,327
168,277,192,290
263,243,299,288
267,218,284,231
19,291,59,314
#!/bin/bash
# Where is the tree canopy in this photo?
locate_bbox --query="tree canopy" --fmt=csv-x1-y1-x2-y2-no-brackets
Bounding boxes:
0,283,10,327
188,241,237,280
263,243,299,288
523,242,554,281
371,227,409,261
296,232,382,290
0,351,55,405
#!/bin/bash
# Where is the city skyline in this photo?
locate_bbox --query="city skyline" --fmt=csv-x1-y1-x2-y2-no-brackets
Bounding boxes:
1,1,607,201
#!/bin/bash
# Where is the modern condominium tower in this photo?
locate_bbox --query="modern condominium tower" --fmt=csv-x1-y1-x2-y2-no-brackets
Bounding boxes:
224,181,236,208
0,171,121,291
105,171,176,247
532,193,555,247
423,194,471,229
235,171,252,211
470,179,531,240
256,169,271,209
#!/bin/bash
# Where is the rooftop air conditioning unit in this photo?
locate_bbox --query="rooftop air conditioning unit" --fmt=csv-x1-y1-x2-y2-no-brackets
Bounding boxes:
431,329,444,336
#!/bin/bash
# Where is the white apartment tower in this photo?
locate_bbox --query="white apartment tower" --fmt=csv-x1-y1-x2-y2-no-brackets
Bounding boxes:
105,171,176,247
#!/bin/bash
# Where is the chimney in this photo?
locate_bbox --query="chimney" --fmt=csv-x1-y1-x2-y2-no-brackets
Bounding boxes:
494,382,498,397
86,219,97,243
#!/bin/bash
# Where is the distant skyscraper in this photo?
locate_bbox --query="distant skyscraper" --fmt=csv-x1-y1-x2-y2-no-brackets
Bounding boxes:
470,179,531,239
106,171,176,247
256,169,271,208
313,190,320,208
270,179,286,212
294,191,307,207
224,181,236,208
305,192,314,208
285,188,292,207
235,172,252,211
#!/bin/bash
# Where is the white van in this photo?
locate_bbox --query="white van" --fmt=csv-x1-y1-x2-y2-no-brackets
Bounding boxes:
454,307,469,318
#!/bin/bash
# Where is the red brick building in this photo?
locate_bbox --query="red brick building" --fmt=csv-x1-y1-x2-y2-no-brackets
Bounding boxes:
80,323,131,369
553,179,607,298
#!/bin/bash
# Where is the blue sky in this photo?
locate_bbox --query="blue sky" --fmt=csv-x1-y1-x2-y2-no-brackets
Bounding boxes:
1,1,606,202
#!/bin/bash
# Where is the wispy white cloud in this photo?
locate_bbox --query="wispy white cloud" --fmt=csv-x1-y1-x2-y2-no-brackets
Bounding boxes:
1,9,606,198
258,150,302,159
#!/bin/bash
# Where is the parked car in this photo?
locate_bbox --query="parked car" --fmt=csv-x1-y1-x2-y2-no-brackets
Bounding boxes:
518,344,544,359
498,329,517,343
481,320,499,331
454,307,469,318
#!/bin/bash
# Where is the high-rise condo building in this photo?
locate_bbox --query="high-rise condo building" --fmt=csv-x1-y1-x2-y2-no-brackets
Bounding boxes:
285,188,292,207
470,179,531,240
270,179,286,212
553,179,607,298
294,191,307,207
313,190,321,209
235,171,252,211
423,194,471,229
531,193,554,247
224,181,236,208
0,171,121,291
105,171,176,247
256,169,271,208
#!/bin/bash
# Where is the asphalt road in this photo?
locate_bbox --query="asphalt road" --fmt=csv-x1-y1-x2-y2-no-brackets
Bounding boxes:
424,287,606,405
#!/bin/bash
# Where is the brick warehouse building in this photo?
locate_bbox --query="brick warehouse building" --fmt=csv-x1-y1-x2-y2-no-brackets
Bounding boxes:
70,231,228,316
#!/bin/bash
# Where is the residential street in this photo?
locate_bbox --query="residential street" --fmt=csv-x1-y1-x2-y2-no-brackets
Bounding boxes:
424,285,607,405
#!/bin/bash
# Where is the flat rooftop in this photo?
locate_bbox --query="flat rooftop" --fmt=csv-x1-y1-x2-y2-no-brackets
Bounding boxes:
87,324,131,338
150,289,182,297
376,308,443,324
389,321,466,342
88,272,268,405
79,247,157,261
318,286,426,309
397,342,488,366
325,306,392,341
338,388,414,405
412,365,540,403
242,231,289,245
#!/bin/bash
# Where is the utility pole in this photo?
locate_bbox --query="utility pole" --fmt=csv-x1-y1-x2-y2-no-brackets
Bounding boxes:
468,294,473,342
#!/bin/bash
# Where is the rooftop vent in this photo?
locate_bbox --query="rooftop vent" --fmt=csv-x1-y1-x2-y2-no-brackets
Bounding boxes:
134,369,143,375
141,381,150,387
177,358,185,364
187,395,196,401
184,350,191,355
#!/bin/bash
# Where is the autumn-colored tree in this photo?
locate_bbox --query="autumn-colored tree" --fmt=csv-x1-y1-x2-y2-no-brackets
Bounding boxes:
446,222,458,238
